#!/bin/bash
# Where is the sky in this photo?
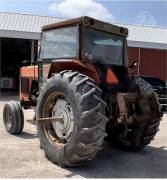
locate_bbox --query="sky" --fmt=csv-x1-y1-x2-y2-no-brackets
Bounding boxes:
0,0,167,27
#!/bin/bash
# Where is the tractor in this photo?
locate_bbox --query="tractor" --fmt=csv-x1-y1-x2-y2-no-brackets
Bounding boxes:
3,16,163,167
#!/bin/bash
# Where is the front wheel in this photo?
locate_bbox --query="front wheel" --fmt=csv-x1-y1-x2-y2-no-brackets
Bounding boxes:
3,101,24,134
36,71,108,166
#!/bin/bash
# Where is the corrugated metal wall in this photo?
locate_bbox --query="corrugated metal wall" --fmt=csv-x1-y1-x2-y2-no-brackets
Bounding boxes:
128,47,167,82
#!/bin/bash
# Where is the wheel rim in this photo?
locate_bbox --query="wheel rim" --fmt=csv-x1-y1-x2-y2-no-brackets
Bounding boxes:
52,99,74,141
43,92,74,148
5,110,12,130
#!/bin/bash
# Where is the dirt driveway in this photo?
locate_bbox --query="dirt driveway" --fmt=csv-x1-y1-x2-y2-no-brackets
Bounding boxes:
0,95,167,178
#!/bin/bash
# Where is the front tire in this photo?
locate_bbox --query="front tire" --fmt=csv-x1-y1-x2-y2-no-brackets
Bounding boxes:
36,71,108,166
3,101,24,134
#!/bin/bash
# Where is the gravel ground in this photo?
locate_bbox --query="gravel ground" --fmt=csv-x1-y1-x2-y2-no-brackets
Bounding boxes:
0,94,167,178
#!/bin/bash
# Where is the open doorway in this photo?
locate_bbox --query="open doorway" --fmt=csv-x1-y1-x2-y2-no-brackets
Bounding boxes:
0,38,38,95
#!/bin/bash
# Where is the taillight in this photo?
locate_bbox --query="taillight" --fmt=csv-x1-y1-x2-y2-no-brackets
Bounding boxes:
106,69,119,84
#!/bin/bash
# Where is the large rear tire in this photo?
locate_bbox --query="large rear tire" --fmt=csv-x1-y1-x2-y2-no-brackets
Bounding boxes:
107,77,162,151
36,70,108,166
107,116,161,151
3,101,24,134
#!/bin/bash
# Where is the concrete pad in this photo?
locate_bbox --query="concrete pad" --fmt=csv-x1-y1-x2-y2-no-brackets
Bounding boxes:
0,96,167,178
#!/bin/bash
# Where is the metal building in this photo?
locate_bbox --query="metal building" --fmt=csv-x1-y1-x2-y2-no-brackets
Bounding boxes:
121,23,167,82
0,12,167,91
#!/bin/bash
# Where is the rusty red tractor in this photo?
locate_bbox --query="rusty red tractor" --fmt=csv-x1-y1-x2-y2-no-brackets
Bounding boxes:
3,16,162,167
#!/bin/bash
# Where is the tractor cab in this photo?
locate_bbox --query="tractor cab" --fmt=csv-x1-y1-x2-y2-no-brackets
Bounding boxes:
39,17,129,91
40,16,128,65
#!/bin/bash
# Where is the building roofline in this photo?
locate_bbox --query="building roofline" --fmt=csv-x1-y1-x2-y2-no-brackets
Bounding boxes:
0,11,167,49
0,29,40,40
0,11,66,20
128,40,167,50
1,11,167,29
114,22,167,30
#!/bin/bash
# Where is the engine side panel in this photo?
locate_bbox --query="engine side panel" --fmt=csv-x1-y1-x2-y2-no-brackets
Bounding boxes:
19,60,100,108
20,66,38,102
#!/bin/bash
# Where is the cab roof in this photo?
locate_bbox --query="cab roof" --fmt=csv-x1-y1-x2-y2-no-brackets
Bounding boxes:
42,16,128,37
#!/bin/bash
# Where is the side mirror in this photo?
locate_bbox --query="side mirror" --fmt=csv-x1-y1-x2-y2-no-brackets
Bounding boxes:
129,61,138,68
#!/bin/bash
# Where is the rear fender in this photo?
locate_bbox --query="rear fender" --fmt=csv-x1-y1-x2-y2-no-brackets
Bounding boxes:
48,60,100,84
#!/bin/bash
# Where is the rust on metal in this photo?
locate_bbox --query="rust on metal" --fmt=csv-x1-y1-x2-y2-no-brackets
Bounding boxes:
42,17,82,31
42,16,128,37
117,93,138,123
26,116,63,125
37,116,63,123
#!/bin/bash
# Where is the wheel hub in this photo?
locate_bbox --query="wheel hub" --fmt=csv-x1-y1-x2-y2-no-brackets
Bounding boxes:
52,99,74,141
5,111,12,129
